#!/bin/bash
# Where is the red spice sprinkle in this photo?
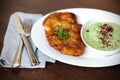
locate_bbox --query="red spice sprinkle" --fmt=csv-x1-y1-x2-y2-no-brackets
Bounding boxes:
99,24,113,47
109,34,112,37
86,29,89,32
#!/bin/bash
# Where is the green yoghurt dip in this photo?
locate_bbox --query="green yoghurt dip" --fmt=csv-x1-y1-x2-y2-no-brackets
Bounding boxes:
83,22,120,51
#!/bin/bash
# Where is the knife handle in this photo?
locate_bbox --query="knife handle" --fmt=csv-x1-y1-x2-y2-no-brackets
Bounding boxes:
12,39,23,67
21,34,40,66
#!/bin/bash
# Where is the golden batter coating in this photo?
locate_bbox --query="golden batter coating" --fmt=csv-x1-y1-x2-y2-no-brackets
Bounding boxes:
43,12,85,56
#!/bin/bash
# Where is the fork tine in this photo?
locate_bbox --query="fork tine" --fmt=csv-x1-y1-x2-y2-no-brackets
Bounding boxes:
22,19,33,36
27,19,32,31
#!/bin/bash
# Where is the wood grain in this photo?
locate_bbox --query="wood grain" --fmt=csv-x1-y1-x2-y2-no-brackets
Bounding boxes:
0,0,120,80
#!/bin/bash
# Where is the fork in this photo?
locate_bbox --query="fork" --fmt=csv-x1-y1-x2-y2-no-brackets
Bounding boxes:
21,19,40,66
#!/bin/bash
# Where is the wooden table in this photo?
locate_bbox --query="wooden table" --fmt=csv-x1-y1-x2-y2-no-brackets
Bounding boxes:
0,0,120,80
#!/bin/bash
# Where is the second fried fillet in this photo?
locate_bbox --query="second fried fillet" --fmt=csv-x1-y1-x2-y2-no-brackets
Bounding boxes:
43,12,85,56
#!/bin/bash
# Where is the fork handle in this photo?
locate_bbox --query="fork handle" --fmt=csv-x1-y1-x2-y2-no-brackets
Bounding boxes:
21,34,40,66
12,39,23,67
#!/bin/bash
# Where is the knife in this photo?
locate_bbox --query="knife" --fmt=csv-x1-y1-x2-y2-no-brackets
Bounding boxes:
13,15,40,66
12,39,23,67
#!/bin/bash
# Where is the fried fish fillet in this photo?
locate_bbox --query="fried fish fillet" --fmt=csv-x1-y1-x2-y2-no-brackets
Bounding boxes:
43,12,85,56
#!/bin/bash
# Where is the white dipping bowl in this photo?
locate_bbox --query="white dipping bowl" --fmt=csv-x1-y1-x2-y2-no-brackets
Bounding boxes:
81,19,120,56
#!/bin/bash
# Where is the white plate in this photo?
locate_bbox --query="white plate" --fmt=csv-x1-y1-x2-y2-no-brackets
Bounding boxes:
31,8,120,67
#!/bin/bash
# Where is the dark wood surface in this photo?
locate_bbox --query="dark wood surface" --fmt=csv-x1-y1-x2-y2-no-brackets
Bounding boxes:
0,0,120,80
